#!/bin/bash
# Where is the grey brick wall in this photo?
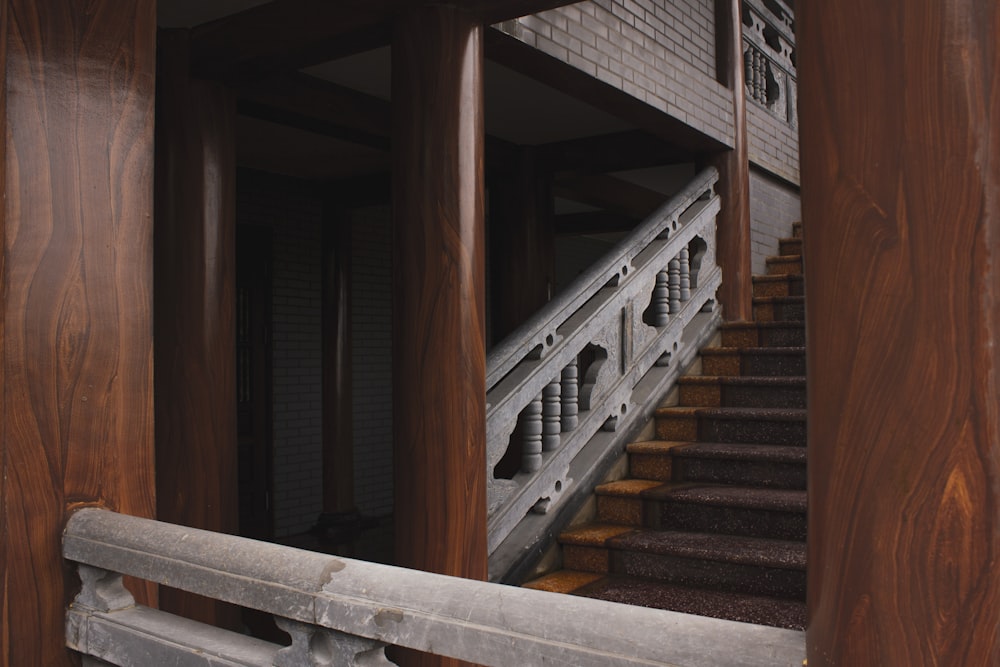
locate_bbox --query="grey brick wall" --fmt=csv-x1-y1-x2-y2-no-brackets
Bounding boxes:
747,100,800,186
499,0,734,147
350,205,394,518
749,167,800,273
237,173,324,538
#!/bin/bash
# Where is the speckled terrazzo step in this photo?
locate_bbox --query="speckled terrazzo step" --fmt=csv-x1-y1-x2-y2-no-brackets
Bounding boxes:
700,346,806,377
752,295,805,322
721,321,805,347
573,576,806,630
670,442,807,489
655,407,807,446
753,272,804,298
765,254,803,275
677,375,806,409
608,530,806,599
778,237,803,256
648,484,807,541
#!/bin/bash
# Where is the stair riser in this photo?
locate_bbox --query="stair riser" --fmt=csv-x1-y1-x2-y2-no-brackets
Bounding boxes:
701,352,806,377
679,384,806,409
674,458,807,490
562,545,612,574
614,551,806,600
766,258,803,275
779,239,803,256
655,503,807,541
629,454,672,482
752,301,805,323
752,276,804,298
596,496,645,527
657,416,807,446
721,326,805,347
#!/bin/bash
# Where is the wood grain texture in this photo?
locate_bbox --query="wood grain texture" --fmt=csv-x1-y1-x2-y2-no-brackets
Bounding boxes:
1,1,157,664
799,1,1000,664
392,8,487,667
154,30,239,628
711,0,753,322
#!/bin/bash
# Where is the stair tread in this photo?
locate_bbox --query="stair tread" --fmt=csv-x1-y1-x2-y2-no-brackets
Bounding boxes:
646,483,807,512
608,530,806,570
670,442,807,463
753,273,803,283
721,321,804,330
752,295,805,305
559,523,636,546
574,576,806,630
765,254,803,262
595,479,663,497
700,346,805,355
523,570,604,594
656,406,807,421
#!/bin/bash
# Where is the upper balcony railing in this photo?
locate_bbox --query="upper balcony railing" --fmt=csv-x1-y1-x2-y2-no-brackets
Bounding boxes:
742,0,797,127
64,508,806,666
485,168,723,576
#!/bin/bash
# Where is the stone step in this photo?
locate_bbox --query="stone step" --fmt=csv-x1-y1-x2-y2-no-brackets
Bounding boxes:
594,479,663,527
608,530,806,599
721,321,805,347
778,237,803,256
655,407,807,446
558,523,637,574
670,442,807,489
752,295,805,322
700,346,806,377
677,375,806,409
573,576,806,630
626,440,676,481
765,254,803,276
648,484,807,541
752,273,804,298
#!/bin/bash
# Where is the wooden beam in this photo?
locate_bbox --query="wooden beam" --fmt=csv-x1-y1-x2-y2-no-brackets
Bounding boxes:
1,1,157,664
799,0,1000,664
554,173,664,220
392,7,487,666
190,0,581,83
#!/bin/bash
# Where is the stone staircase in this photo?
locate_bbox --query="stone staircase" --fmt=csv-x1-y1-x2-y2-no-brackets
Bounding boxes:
524,223,806,630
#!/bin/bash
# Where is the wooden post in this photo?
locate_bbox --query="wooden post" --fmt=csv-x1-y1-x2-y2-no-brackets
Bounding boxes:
322,206,355,517
799,0,1000,663
392,6,487,666
712,0,753,321
154,30,239,628
0,1,157,664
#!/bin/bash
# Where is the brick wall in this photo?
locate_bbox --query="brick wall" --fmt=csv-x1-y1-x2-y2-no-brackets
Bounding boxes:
749,167,801,273
350,205,394,518
499,0,733,147
747,101,800,186
237,171,325,538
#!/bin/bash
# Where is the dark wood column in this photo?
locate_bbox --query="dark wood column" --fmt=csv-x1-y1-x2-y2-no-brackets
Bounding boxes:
391,7,488,664
1,1,157,664
489,147,554,343
322,206,355,517
711,0,753,321
154,31,239,627
799,1,1000,664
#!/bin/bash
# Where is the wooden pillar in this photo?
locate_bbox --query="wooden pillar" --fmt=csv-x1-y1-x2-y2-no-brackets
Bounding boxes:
321,206,355,517
799,1,1000,664
489,147,554,343
712,0,753,321
0,1,157,664
154,30,239,628
392,6,487,665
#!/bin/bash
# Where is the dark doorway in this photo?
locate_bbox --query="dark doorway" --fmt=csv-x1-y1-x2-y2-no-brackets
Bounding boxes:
236,225,274,539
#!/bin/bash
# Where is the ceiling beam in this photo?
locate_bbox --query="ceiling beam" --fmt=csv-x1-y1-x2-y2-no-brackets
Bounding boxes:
190,0,581,83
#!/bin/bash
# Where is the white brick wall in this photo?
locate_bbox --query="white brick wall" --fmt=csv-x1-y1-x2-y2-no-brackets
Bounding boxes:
749,167,801,273
500,0,734,147
350,205,394,518
747,100,800,185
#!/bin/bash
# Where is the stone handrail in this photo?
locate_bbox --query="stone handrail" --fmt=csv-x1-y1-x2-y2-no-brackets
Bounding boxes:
486,168,722,567
64,508,807,667
742,0,797,126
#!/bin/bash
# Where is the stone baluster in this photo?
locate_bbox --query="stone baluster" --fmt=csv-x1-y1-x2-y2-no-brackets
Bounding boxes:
520,395,543,472
542,379,561,452
275,618,394,666
561,360,579,432
679,248,691,302
668,256,681,314
651,269,670,326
